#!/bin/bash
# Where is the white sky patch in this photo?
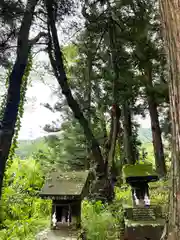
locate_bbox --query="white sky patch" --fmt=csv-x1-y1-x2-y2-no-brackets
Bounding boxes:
135,115,151,128
19,80,60,140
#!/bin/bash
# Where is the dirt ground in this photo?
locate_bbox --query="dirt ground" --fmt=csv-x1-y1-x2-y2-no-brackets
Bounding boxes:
36,228,78,240
47,229,77,240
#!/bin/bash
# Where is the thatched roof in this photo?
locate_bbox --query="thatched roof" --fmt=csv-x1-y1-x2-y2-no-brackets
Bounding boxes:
39,170,89,200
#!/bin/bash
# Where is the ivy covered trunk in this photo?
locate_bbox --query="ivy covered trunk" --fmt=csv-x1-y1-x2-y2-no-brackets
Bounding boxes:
85,49,93,170
0,0,38,199
160,0,180,239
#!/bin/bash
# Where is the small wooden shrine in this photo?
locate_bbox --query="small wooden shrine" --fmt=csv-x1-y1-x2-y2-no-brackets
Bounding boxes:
121,164,165,240
39,170,90,231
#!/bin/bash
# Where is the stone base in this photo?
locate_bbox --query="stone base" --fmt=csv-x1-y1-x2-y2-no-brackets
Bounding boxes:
124,224,164,240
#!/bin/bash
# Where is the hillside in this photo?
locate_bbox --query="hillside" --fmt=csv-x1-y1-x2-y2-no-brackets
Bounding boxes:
15,137,47,159
16,128,152,158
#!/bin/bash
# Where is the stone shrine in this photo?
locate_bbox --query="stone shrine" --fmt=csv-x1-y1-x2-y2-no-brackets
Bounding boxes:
39,170,90,233
121,164,165,240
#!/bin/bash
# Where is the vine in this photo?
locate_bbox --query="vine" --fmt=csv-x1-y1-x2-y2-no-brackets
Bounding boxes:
0,55,32,223
7,54,33,164
0,55,33,175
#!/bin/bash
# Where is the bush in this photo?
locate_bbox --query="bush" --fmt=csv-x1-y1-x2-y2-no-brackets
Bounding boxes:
0,157,51,240
81,180,169,240
115,186,132,206
0,218,49,240
82,200,119,240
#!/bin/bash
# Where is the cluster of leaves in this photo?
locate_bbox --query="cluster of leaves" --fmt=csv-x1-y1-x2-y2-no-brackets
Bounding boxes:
82,200,120,240
0,157,51,240
45,120,87,170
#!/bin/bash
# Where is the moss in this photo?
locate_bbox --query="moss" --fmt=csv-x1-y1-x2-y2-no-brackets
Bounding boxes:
122,164,157,179
122,204,133,209
40,170,89,197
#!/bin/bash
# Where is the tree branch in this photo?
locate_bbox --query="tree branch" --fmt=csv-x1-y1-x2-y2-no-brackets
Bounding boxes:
28,32,47,47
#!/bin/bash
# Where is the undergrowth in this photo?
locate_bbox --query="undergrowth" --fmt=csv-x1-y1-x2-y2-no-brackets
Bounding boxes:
0,156,169,240
0,158,51,240
81,182,168,240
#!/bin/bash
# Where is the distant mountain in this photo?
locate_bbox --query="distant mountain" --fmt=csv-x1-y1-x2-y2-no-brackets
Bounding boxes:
16,127,152,158
15,137,47,159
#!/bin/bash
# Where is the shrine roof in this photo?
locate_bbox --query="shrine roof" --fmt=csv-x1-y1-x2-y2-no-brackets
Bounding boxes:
39,170,89,198
122,164,158,182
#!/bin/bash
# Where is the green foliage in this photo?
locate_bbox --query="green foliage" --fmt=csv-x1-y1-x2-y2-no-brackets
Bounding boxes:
82,200,119,240
43,0,167,175
0,218,49,240
0,0,171,238
115,186,132,206
149,180,169,213
81,180,168,239
16,137,48,159
0,157,51,239
43,120,87,171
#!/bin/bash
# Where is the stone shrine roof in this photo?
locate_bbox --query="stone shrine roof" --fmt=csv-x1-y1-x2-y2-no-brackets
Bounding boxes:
39,170,89,199
122,164,158,183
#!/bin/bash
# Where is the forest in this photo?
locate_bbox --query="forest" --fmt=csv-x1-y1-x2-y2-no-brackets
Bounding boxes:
0,0,179,239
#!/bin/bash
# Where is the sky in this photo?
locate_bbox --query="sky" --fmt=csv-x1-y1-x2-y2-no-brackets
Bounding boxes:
18,51,61,140
18,75,151,140
19,82,58,140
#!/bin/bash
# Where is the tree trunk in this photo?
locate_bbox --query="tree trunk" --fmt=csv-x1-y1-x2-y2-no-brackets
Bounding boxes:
107,105,120,172
106,16,121,171
85,50,92,169
46,1,105,176
145,67,166,177
122,101,136,164
119,120,124,162
159,0,180,239
0,0,38,199
86,51,92,126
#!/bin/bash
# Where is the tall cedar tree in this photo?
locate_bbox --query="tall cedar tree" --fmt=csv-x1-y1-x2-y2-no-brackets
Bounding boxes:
46,0,120,201
127,0,167,176
45,0,105,175
160,0,180,239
